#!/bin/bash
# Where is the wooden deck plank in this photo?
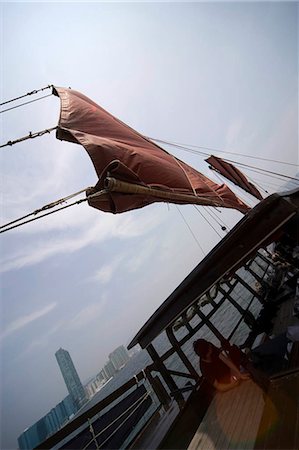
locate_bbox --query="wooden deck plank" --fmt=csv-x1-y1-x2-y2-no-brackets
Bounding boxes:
229,382,264,449
227,381,264,449
188,380,265,450
227,382,255,446
245,387,265,449
188,281,299,450
214,383,249,449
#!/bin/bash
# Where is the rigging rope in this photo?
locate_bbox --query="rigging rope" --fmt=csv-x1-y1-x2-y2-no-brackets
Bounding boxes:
0,127,57,148
0,187,90,230
0,84,53,106
203,206,230,231
151,138,299,183
175,205,205,256
245,173,269,195
211,169,257,209
0,201,85,234
82,390,153,450
233,165,299,185
0,189,106,234
254,178,290,190
193,205,223,238
223,158,299,182
0,93,53,114
149,137,299,168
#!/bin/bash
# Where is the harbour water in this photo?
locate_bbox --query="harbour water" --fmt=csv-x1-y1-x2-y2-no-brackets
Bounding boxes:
55,263,267,448
81,265,264,414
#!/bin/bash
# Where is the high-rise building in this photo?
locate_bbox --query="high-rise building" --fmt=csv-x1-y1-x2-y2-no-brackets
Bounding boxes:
109,345,130,370
109,345,130,371
103,360,116,379
18,395,76,450
18,418,48,450
55,348,86,409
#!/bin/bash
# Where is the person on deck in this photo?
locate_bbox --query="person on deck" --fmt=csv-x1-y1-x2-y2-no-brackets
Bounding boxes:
193,339,251,392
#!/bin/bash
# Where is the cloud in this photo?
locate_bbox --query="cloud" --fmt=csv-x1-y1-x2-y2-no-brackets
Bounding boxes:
90,255,124,284
12,320,66,361
66,300,107,331
0,303,57,341
89,236,159,285
1,140,85,215
0,218,105,272
125,237,157,273
1,205,164,273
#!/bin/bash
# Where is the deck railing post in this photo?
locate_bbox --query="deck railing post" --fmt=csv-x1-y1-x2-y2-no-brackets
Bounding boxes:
195,308,226,345
146,344,185,407
166,327,199,380
234,273,264,302
145,368,171,411
88,418,100,450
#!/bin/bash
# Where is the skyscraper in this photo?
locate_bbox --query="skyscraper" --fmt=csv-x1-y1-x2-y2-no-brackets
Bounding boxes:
55,348,86,409
17,395,76,450
109,345,130,371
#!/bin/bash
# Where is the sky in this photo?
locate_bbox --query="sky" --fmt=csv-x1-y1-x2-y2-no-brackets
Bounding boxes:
0,1,298,448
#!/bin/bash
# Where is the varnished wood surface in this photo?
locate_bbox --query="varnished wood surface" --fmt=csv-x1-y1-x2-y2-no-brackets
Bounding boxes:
188,380,265,450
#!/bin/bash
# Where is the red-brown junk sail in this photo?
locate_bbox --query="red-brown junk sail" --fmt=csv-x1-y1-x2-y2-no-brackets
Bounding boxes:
54,87,250,214
206,155,263,201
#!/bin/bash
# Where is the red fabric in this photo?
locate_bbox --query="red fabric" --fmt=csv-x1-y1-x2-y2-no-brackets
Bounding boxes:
55,87,250,214
206,155,263,201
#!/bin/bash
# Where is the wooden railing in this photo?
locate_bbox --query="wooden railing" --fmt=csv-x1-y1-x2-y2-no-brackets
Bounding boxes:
36,251,276,449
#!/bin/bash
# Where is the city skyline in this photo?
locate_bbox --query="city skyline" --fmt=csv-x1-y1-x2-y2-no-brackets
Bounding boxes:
18,344,132,449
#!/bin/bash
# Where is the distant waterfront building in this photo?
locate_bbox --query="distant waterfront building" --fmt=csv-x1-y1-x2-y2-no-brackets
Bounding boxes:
99,368,107,381
18,395,76,450
18,417,48,450
103,360,116,379
55,348,86,409
109,345,130,370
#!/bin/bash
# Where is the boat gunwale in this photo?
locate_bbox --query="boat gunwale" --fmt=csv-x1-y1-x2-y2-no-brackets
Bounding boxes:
128,188,299,349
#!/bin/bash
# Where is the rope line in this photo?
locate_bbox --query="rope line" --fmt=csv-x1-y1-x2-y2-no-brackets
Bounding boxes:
82,390,152,450
172,155,224,203
148,138,299,182
0,200,87,234
193,205,223,238
234,166,299,185
175,205,205,256
223,158,299,182
0,187,91,230
171,155,197,196
245,173,268,195
0,93,53,114
211,168,257,208
96,391,152,450
0,127,57,148
0,190,107,234
148,137,299,168
203,206,230,231
0,85,53,106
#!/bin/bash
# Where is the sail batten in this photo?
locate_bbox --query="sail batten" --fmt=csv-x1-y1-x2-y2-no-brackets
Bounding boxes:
55,87,250,214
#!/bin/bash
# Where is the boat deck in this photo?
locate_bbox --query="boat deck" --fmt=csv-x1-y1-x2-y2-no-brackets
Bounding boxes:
187,289,299,450
188,379,264,450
